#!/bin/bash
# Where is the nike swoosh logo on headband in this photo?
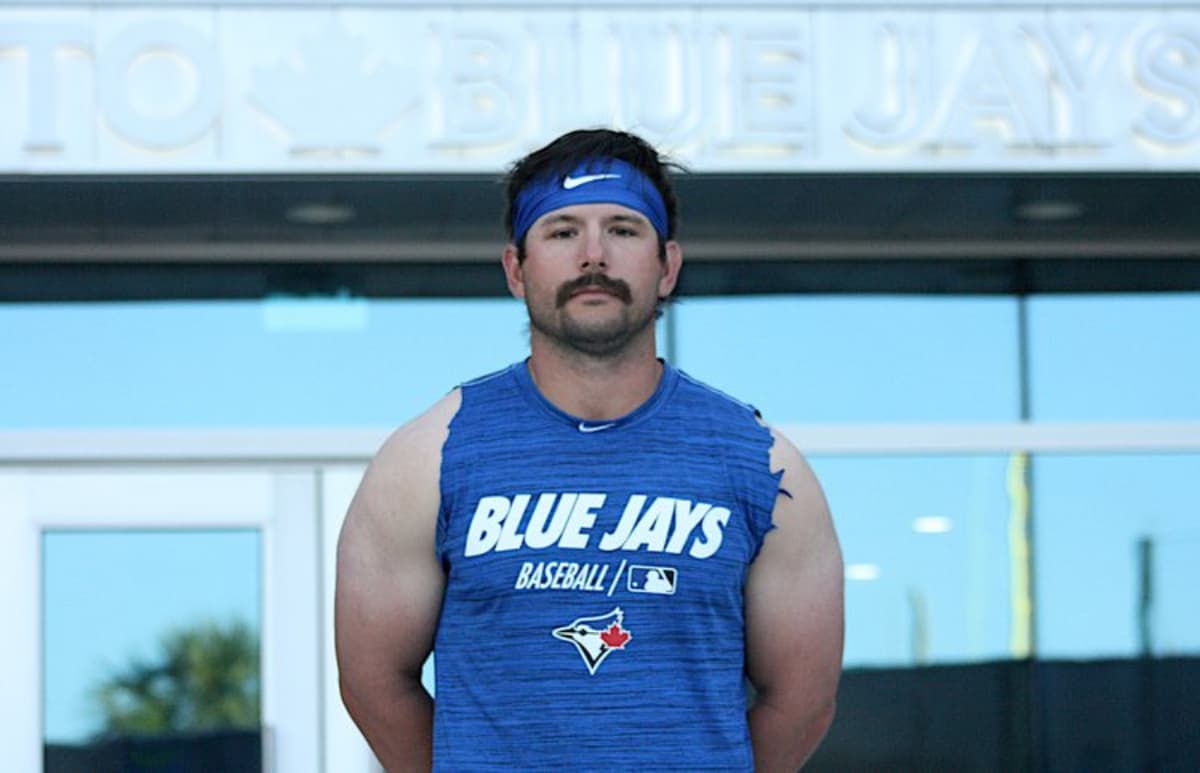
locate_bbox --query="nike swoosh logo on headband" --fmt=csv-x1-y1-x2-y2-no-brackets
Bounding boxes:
562,173,621,189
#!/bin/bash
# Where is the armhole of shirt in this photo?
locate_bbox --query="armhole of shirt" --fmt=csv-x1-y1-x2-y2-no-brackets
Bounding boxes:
435,386,470,563
676,369,780,562
739,408,782,563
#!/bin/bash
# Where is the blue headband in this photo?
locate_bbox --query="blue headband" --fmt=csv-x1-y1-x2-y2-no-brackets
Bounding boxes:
511,158,669,244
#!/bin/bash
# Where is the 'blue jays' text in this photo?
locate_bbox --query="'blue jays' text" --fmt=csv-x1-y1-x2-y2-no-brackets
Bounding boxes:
464,492,731,558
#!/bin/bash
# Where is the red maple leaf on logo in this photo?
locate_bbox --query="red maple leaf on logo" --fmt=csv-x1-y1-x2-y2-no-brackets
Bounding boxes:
600,623,630,649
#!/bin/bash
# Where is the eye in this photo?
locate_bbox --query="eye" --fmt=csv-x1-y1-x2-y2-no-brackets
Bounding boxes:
610,225,639,237
548,227,577,239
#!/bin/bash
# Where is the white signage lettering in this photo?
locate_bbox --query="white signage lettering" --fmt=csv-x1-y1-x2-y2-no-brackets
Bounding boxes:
98,21,220,149
0,22,89,151
724,23,811,149
0,7,1196,172
432,27,523,147
1134,27,1200,147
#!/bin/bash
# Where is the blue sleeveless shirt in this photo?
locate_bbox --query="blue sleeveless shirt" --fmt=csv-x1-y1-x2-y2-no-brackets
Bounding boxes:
433,360,780,771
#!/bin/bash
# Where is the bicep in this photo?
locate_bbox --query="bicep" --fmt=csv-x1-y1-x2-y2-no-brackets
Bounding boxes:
335,399,456,692
335,480,444,683
744,435,844,704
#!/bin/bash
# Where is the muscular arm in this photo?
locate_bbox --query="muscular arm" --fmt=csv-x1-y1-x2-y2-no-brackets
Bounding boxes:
334,391,460,772
746,428,844,771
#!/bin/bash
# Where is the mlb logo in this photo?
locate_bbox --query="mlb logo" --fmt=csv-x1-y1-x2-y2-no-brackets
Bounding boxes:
627,565,677,595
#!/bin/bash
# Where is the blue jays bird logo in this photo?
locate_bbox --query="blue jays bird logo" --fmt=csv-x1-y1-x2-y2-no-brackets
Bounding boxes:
552,607,632,675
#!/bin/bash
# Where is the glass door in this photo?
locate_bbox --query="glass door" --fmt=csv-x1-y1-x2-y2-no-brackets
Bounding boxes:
0,467,321,773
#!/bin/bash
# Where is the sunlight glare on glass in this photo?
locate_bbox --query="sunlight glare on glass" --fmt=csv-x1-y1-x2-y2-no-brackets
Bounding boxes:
845,563,882,581
912,515,954,534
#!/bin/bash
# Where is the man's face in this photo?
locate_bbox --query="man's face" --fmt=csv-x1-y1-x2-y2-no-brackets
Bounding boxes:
502,203,681,357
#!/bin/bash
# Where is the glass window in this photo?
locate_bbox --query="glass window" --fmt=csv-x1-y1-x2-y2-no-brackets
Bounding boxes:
1028,293,1200,421
43,529,261,769
672,296,1021,422
1033,453,1200,659
0,298,530,428
809,454,1016,667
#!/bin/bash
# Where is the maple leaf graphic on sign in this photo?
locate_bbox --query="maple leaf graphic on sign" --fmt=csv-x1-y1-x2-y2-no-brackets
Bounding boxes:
250,23,421,158
601,623,630,649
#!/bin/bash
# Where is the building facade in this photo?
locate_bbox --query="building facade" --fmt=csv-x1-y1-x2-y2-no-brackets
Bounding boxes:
2,1,1199,770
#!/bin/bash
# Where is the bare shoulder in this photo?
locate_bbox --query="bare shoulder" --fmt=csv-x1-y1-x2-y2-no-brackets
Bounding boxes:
746,421,842,643
339,389,462,557
762,423,835,544
367,389,462,489
335,391,462,737
745,421,844,703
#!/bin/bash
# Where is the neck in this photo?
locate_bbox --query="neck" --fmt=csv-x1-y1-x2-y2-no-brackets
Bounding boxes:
526,331,663,421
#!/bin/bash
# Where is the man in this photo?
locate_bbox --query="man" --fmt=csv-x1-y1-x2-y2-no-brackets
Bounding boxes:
335,129,844,771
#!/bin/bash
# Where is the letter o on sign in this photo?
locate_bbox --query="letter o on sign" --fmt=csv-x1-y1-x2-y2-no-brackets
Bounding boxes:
98,21,220,149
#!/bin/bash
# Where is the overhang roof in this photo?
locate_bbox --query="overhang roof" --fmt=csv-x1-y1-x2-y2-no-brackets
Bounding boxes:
3,173,1199,300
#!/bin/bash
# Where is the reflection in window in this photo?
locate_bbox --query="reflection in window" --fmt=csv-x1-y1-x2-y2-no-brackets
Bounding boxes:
1033,453,1200,659
809,454,1015,667
1028,293,1200,420
0,298,530,429
43,530,261,771
672,296,1021,422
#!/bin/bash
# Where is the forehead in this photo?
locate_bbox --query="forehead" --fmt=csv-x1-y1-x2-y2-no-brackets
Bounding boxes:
532,202,649,227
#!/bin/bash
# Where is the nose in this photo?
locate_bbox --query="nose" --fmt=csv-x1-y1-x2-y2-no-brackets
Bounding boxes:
578,226,606,271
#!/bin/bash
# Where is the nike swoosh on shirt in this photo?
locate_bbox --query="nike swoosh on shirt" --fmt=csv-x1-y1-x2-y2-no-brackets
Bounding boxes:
578,422,617,433
562,173,621,189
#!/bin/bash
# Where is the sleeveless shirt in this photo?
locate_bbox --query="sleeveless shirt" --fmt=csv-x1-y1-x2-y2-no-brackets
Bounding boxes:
433,360,780,771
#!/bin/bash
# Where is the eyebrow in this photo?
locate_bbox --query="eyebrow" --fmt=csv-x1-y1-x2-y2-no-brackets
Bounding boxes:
537,212,650,229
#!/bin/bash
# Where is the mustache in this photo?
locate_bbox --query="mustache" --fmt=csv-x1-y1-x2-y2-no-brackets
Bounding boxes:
555,273,633,307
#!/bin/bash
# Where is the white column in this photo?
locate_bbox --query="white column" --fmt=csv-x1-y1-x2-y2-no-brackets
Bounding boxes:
0,472,40,772
262,470,323,773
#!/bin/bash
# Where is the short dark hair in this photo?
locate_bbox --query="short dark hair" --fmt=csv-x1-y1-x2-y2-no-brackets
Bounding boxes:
503,128,683,251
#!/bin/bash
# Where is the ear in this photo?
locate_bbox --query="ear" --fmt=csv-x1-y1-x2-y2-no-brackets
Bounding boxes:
501,244,525,299
657,240,683,299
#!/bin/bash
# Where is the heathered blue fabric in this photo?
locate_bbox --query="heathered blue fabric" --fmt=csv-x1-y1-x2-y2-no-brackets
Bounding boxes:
434,360,780,771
